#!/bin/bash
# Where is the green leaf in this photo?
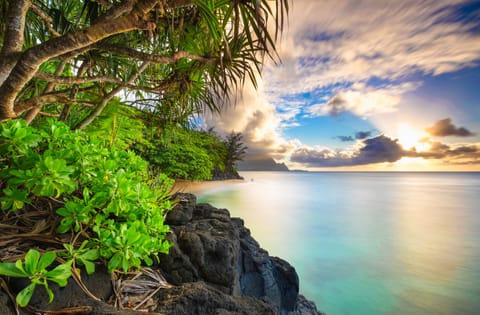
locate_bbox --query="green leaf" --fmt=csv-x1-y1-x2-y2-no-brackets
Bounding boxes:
0,262,28,277
81,249,99,261
24,249,41,275
81,260,96,275
16,283,36,307
107,252,122,272
44,263,72,287
37,251,56,271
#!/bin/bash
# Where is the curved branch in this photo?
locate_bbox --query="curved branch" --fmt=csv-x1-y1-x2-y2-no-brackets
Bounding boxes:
75,62,150,130
95,43,211,64
35,72,124,85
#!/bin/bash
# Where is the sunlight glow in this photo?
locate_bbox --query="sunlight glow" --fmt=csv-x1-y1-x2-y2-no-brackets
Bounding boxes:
397,124,430,151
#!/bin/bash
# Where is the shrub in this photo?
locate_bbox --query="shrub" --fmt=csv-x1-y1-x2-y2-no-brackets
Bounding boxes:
0,119,172,306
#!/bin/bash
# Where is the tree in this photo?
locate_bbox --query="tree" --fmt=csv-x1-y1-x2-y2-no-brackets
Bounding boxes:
224,131,247,174
0,0,289,127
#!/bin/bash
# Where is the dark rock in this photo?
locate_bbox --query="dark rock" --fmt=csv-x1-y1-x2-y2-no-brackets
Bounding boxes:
289,295,326,315
154,281,276,315
158,193,324,315
1,192,323,315
166,193,196,225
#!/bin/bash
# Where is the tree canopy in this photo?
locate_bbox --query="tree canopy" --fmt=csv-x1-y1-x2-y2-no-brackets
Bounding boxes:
0,0,288,128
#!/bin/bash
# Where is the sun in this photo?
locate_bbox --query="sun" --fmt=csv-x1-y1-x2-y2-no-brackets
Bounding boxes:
397,123,429,151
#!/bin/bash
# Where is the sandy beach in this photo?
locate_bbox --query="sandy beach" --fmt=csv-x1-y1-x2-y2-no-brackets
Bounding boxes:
171,179,245,195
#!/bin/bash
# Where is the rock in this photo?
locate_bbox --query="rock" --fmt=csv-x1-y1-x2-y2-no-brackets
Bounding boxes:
166,193,196,225
0,193,323,315
158,193,323,315
154,281,276,315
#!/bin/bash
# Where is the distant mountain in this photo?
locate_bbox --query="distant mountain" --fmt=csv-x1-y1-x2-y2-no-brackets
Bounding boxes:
237,157,289,171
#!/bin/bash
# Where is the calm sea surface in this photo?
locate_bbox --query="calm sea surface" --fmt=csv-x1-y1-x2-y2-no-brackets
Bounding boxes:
196,172,480,315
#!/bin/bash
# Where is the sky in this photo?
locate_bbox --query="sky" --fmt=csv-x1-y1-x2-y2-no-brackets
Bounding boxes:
207,0,480,171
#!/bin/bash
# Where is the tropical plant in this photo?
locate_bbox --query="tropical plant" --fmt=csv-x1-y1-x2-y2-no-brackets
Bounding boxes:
0,0,289,128
0,119,173,306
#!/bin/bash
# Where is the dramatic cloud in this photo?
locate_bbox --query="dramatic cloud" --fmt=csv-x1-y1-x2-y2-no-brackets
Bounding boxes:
355,131,372,140
426,118,476,137
291,135,480,168
291,135,406,167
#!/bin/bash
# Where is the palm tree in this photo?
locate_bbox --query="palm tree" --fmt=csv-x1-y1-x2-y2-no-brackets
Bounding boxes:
0,0,289,128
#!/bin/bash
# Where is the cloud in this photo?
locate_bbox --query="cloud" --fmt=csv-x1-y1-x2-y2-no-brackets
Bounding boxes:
291,135,480,167
336,136,355,142
307,83,418,117
264,0,480,117
291,135,406,167
336,130,373,142
426,118,475,137
355,131,372,140
203,80,300,160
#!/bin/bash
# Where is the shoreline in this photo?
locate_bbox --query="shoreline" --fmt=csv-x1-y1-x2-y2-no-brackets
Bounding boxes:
171,179,245,195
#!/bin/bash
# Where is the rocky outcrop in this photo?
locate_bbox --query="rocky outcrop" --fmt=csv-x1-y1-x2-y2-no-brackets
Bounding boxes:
157,193,322,315
0,193,323,315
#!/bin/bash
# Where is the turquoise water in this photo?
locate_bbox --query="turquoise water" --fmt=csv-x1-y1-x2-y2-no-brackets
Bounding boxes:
196,172,480,315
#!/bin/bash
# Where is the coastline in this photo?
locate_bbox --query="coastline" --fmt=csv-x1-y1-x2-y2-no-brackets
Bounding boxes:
171,178,245,195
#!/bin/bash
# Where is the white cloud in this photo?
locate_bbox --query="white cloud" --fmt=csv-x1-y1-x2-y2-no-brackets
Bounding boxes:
265,0,480,98
307,82,419,117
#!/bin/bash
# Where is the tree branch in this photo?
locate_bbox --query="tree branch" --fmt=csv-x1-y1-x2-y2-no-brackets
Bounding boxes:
25,58,70,124
35,72,124,85
95,43,210,64
0,0,30,90
29,3,61,37
75,62,151,130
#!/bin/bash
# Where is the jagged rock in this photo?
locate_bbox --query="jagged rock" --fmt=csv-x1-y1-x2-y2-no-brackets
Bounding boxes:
161,193,322,315
0,193,323,315
166,193,196,225
154,281,276,315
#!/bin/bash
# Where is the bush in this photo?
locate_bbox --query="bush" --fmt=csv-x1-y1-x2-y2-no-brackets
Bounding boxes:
0,119,172,306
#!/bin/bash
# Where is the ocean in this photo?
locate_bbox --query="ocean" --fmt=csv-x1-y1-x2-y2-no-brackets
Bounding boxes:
196,171,480,315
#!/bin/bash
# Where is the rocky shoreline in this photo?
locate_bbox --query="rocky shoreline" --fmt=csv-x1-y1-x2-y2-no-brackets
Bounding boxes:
0,193,323,315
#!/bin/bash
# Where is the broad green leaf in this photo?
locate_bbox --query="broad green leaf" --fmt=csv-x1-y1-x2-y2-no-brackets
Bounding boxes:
24,249,41,275
44,263,72,286
37,251,56,271
0,263,28,277
16,283,36,307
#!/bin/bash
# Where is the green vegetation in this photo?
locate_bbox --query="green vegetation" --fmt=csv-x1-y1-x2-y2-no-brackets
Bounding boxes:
0,0,288,308
0,119,172,306
138,128,247,180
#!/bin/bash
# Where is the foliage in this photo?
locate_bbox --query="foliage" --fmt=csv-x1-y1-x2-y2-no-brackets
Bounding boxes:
136,127,247,181
0,119,173,306
138,128,221,180
0,249,72,306
224,132,248,174
0,0,288,127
